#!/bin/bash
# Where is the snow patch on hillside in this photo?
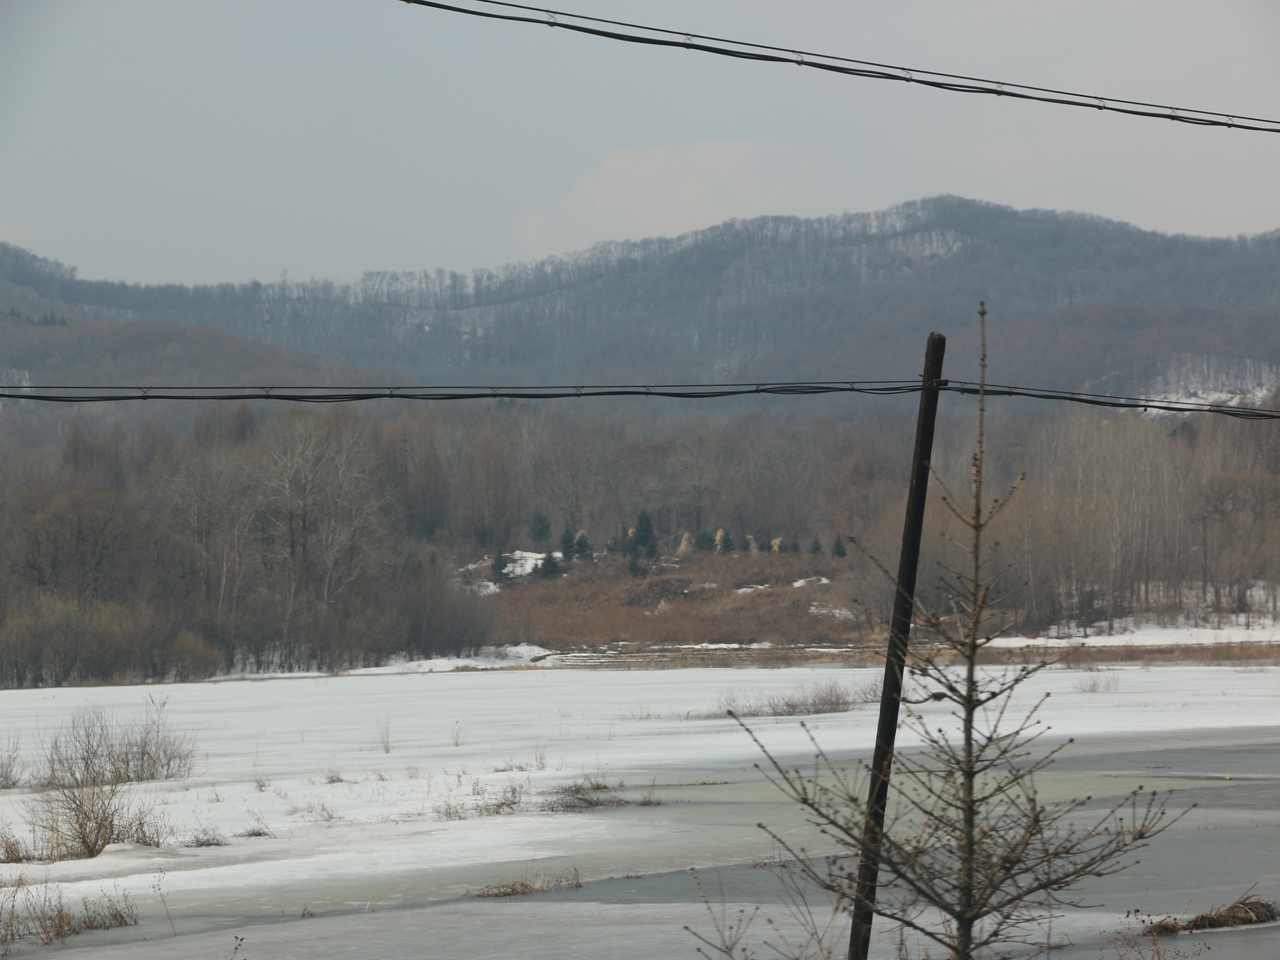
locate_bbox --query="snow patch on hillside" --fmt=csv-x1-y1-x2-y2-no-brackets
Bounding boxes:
1140,353,1280,412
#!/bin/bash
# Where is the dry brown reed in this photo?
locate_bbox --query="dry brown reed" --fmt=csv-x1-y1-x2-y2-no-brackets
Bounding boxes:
1145,893,1279,935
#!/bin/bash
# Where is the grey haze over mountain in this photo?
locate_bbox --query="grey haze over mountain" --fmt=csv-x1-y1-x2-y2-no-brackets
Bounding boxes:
2,197,1279,397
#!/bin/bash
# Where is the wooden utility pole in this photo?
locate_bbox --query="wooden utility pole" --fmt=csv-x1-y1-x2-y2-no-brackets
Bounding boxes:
848,331,947,960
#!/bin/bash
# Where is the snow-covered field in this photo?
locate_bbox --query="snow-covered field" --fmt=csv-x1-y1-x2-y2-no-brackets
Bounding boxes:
994,623,1280,647
1,662,1278,959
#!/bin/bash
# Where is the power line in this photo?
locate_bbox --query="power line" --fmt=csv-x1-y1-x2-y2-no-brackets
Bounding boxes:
948,381,1280,420
2,379,1279,420
398,0,1280,134
0,381,924,403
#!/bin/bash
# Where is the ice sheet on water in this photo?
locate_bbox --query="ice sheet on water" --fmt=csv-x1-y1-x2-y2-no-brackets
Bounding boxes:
2,664,1276,959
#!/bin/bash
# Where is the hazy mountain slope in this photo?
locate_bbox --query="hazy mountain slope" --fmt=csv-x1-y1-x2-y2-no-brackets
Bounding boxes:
0,277,381,394
4,196,1278,393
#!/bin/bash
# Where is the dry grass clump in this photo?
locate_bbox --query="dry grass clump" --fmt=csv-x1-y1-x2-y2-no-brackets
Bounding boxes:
236,812,275,839
184,824,229,848
540,775,628,813
717,678,880,717
540,782,608,813
0,874,137,955
1145,893,1279,935
479,783,524,816
433,781,528,821
473,867,582,898
474,878,538,897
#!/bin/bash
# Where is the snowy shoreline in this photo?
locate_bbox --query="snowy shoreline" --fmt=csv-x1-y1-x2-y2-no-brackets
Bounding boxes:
1,663,1277,959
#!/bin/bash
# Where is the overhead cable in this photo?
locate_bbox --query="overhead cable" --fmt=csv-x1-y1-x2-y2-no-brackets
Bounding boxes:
0,381,924,403
398,0,1280,134
2,379,1279,420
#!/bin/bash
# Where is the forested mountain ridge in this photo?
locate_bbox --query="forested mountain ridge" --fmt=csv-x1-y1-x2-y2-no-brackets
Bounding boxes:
3,196,1279,392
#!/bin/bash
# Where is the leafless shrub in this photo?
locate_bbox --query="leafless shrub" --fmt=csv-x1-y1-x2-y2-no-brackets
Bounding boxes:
37,697,197,789
0,874,137,955
0,739,22,791
114,803,171,848
1074,674,1121,693
22,786,167,859
22,728,172,859
325,770,345,784
23,782,127,859
375,716,392,754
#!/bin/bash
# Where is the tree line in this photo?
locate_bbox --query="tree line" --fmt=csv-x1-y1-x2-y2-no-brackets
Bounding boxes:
0,393,1277,686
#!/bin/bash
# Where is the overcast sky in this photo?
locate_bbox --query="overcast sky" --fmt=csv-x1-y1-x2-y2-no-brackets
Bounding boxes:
2,0,1278,285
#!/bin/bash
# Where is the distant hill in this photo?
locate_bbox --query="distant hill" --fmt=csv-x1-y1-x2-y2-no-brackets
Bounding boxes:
4,196,1279,394
0,277,381,427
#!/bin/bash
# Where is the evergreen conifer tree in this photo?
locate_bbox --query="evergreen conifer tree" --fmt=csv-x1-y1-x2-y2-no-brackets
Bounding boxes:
529,511,551,547
634,510,658,559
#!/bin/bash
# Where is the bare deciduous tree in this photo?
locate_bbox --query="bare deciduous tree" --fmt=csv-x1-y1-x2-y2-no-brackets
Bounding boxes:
742,325,1187,960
